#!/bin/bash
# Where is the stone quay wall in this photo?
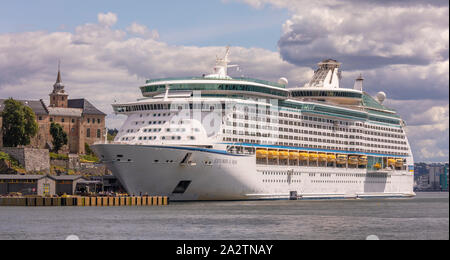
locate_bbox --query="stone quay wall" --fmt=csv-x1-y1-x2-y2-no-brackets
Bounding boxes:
0,147,50,174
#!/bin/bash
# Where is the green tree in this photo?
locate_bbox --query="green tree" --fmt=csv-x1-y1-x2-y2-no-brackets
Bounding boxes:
50,122,68,153
107,128,118,142
85,142,94,155
1,98,38,147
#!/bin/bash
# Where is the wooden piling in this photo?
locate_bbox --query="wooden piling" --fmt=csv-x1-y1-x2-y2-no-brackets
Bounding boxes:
0,196,169,207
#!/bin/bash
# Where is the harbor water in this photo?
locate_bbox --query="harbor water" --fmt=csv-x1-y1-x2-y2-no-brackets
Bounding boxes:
0,192,448,240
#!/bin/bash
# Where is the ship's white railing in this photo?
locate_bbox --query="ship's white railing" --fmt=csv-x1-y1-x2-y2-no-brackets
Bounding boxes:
93,140,128,145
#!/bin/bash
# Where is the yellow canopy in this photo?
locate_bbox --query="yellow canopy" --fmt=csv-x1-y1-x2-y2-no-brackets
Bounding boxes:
268,151,279,159
256,150,268,158
348,156,359,164
358,156,368,165
336,155,347,164
395,158,404,166
279,151,289,159
387,159,396,165
309,153,319,160
289,152,300,159
299,153,309,160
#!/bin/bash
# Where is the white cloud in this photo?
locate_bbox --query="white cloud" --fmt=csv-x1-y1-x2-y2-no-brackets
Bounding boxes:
0,12,308,129
384,99,449,162
97,12,118,27
126,22,159,39
0,7,448,162
229,0,449,162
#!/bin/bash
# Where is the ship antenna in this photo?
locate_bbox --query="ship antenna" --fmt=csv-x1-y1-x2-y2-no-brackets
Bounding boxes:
206,46,237,79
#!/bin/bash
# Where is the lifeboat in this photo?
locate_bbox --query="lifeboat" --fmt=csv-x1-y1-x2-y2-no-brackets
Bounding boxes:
268,150,279,159
309,153,319,161
256,150,268,158
279,151,289,160
348,156,359,165
327,154,336,162
395,158,404,167
387,158,396,167
299,152,309,161
358,156,368,165
289,152,300,160
374,163,382,169
319,153,328,161
336,154,347,164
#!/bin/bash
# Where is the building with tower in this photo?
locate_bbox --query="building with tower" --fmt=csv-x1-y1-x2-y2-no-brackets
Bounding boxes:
0,66,106,154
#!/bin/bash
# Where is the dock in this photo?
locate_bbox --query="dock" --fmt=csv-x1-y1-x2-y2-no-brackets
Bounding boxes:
0,196,169,207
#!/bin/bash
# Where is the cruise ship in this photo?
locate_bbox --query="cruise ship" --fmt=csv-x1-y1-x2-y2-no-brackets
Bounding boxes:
93,47,415,201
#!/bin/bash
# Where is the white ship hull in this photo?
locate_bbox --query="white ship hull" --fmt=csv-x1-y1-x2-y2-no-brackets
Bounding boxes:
93,144,415,201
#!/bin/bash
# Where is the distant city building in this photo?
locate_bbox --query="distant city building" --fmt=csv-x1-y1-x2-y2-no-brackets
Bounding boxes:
0,67,106,154
414,162,449,191
441,165,448,191
431,164,444,190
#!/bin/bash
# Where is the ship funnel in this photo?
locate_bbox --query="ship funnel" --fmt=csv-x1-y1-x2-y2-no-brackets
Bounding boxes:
353,74,364,91
306,59,341,89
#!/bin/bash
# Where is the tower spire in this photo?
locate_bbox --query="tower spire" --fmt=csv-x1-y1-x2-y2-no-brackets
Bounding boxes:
50,60,68,108
56,60,62,83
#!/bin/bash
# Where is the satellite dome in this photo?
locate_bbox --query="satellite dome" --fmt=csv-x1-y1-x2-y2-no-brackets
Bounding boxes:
278,77,288,86
376,92,386,104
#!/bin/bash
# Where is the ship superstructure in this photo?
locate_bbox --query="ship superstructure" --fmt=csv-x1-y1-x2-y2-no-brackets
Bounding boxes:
93,48,415,200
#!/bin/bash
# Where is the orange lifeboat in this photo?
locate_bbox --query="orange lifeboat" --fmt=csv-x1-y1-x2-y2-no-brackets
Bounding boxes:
395,158,404,167
268,150,279,159
289,152,300,160
309,153,319,161
358,156,368,165
327,154,336,162
348,156,359,165
387,158,396,167
336,154,348,164
256,150,268,158
279,151,289,160
299,152,309,161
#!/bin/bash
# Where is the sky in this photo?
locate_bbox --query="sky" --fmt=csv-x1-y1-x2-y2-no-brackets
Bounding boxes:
0,0,448,162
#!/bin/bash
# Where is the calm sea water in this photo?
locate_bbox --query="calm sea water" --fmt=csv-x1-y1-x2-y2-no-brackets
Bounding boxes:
0,192,448,240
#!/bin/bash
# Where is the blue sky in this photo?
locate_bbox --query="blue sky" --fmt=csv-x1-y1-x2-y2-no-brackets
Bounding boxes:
0,0,288,50
0,0,448,162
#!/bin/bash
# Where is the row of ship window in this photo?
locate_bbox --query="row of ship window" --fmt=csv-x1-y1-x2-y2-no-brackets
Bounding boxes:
226,120,405,139
262,180,301,183
268,127,405,142
230,114,405,138
121,136,196,141
139,113,172,117
223,137,409,156
130,110,402,139
238,111,402,130
223,133,409,151
260,172,392,179
311,180,390,184
224,130,407,148
135,121,167,126
125,127,201,134
130,106,401,133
